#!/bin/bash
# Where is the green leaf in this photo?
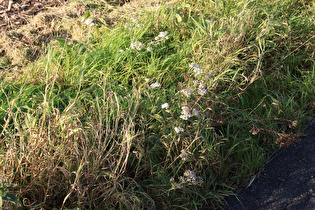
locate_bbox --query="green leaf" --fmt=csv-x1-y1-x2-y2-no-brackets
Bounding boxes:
4,193,22,206
56,38,66,48
175,14,182,23
84,10,91,20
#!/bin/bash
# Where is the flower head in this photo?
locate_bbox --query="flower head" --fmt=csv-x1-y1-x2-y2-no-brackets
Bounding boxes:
199,82,206,89
84,18,95,26
180,106,191,120
162,103,169,109
189,63,203,76
197,88,207,96
181,89,193,97
180,149,190,161
155,31,169,41
125,23,133,30
179,170,204,186
150,82,161,89
130,17,139,22
147,47,153,52
189,63,201,69
174,127,184,133
131,41,144,50
193,109,200,117
179,115,189,120
124,18,141,30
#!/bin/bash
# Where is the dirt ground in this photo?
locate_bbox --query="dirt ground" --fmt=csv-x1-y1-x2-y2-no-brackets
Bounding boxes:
0,0,66,31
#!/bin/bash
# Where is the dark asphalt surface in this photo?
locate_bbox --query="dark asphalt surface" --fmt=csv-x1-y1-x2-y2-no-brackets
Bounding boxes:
223,118,315,210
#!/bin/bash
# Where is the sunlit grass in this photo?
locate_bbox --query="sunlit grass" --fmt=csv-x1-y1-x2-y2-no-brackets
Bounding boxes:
0,0,314,209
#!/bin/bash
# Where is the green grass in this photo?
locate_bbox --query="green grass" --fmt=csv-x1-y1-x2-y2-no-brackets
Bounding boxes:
0,0,314,209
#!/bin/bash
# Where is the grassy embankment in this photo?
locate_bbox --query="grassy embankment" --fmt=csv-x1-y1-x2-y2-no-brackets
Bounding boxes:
0,0,314,209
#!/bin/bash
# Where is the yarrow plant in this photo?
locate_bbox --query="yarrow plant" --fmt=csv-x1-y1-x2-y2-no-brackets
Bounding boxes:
150,82,161,89
192,108,200,117
155,31,169,41
174,126,184,133
162,103,169,109
179,149,190,161
81,18,96,27
169,170,204,190
130,17,139,23
197,88,207,96
180,106,192,120
179,170,204,186
130,41,145,50
125,17,141,30
181,89,193,97
189,63,203,76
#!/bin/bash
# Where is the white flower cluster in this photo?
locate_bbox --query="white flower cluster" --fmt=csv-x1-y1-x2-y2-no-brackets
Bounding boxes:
120,44,152,52
161,103,169,109
190,63,215,79
199,82,206,89
130,41,145,50
181,89,193,97
130,17,139,23
127,41,153,52
155,31,169,41
179,149,190,161
125,17,141,30
150,82,161,89
189,63,203,76
179,170,204,186
189,79,209,96
198,81,207,96
197,88,207,96
147,41,159,46
81,18,96,27
180,106,192,120
192,108,200,117
120,31,170,53
174,126,184,133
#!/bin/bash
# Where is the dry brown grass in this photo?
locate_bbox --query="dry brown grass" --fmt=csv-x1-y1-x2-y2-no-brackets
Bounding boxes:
0,0,177,83
0,1,88,81
0,88,147,208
